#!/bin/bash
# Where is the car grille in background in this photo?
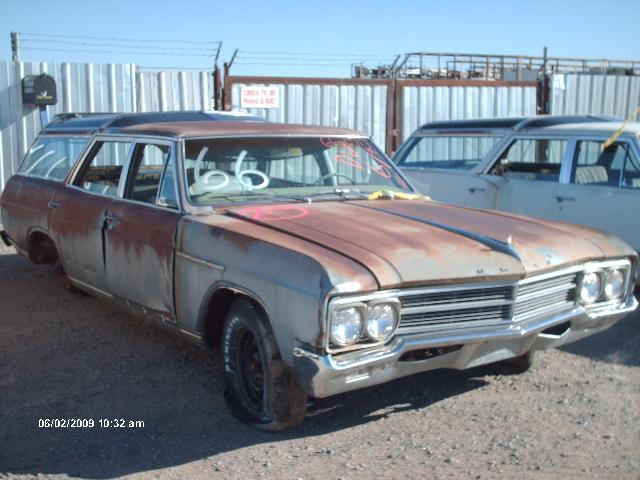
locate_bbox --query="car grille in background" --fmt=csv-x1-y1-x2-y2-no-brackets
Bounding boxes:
397,272,578,335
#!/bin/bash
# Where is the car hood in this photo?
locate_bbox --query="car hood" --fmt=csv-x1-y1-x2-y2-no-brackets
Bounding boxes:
222,199,629,289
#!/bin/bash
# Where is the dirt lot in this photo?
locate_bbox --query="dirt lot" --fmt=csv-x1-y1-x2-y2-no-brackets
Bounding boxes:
0,243,639,480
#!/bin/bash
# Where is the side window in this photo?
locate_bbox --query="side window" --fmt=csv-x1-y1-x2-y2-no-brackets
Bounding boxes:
75,140,132,197
158,154,178,209
622,146,640,189
572,141,626,186
19,136,89,181
126,144,171,205
492,138,566,182
398,135,500,170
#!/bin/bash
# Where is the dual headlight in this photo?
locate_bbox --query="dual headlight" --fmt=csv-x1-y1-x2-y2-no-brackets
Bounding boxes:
329,299,400,349
578,264,629,305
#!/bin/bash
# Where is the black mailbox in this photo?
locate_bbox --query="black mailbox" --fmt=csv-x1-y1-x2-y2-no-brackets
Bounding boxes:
22,74,57,106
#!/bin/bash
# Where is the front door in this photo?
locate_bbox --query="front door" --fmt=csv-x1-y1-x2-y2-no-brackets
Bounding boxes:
103,141,181,318
489,137,568,220
49,139,133,292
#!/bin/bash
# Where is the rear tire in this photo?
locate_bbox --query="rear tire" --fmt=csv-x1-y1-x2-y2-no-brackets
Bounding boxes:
222,299,307,431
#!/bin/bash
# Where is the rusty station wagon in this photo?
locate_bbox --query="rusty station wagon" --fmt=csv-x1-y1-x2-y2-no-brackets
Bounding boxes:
0,111,637,431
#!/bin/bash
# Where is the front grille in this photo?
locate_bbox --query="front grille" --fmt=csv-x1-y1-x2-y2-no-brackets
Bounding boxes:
397,271,578,335
513,273,577,322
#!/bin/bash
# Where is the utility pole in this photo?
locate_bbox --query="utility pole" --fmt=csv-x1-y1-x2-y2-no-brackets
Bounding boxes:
11,32,19,62
540,46,549,114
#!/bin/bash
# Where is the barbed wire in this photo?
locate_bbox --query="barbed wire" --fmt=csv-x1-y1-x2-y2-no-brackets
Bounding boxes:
21,38,217,53
237,49,398,59
20,46,213,57
19,32,220,45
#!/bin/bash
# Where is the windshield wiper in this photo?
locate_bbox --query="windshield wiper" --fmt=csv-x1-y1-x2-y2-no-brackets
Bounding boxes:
303,188,369,201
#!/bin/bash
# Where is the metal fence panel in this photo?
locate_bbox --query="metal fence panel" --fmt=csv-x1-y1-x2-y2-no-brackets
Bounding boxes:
228,81,389,150
136,69,213,112
0,61,215,194
400,83,538,140
550,73,640,121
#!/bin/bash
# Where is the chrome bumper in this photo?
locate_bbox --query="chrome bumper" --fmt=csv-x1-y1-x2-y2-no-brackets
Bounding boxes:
292,294,638,398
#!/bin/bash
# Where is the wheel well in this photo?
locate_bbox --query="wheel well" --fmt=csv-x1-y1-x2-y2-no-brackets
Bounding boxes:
28,231,59,264
201,288,267,349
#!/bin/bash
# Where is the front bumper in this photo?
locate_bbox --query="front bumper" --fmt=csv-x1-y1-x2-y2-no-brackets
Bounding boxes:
292,294,637,398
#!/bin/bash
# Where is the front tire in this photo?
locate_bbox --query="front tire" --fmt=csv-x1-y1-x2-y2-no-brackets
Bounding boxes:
494,350,535,374
222,299,307,431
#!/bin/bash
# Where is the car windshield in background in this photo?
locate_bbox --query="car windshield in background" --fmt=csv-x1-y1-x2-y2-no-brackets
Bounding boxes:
183,137,412,205
396,135,501,170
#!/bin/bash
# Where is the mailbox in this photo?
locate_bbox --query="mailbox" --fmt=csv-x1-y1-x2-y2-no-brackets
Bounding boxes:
22,74,57,106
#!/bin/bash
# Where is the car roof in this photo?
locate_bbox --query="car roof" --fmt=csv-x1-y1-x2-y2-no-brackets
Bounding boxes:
415,115,623,134
520,121,640,136
41,111,365,138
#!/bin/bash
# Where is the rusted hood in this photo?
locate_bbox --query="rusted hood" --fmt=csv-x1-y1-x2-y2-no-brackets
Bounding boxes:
222,199,625,289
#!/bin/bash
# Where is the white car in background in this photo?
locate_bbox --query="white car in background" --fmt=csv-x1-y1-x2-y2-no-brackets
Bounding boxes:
393,115,640,264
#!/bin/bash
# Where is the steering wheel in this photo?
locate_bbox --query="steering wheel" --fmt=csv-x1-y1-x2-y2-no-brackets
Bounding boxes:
313,172,356,186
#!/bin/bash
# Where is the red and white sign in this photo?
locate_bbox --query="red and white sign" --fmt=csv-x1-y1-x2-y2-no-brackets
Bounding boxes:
240,86,280,109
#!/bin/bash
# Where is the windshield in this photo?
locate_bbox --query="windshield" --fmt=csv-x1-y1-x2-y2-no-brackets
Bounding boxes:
395,135,501,170
183,137,412,205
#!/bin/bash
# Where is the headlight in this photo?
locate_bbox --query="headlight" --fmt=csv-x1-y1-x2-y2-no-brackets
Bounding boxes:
330,307,364,346
366,303,398,341
579,271,602,304
604,268,626,299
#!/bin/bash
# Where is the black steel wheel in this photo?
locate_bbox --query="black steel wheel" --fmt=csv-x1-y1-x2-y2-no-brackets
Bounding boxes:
222,298,308,431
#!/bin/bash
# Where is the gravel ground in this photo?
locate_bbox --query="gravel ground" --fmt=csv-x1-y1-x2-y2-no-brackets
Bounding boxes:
0,243,639,480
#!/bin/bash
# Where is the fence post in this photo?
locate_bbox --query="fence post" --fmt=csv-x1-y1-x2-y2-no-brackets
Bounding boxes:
11,32,19,62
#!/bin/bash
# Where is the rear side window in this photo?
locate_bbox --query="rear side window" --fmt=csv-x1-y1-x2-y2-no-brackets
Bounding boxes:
492,138,566,182
572,141,626,186
75,140,132,197
396,135,500,170
19,136,89,181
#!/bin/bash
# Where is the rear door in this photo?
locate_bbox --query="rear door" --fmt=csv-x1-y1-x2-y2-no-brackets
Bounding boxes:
103,140,181,319
550,137,640,252
0,135,89,252
48,138,133,293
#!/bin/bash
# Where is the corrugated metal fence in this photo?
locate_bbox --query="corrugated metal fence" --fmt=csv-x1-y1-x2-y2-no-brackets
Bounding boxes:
0,61,213,191
398,80,538,140
550,73,640,121
225,77,540,154
3,60,640,195
225,77,391,151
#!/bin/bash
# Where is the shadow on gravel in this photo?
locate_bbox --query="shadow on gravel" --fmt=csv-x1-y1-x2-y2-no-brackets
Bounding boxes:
0,253,488,478
559,306,640,367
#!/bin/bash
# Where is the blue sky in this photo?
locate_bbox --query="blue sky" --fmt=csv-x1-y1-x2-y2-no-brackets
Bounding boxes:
1,0,639,77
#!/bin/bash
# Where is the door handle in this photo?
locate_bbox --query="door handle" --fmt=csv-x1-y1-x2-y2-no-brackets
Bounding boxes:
48,201,60,209
555,195,575,203
468,187,486,194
